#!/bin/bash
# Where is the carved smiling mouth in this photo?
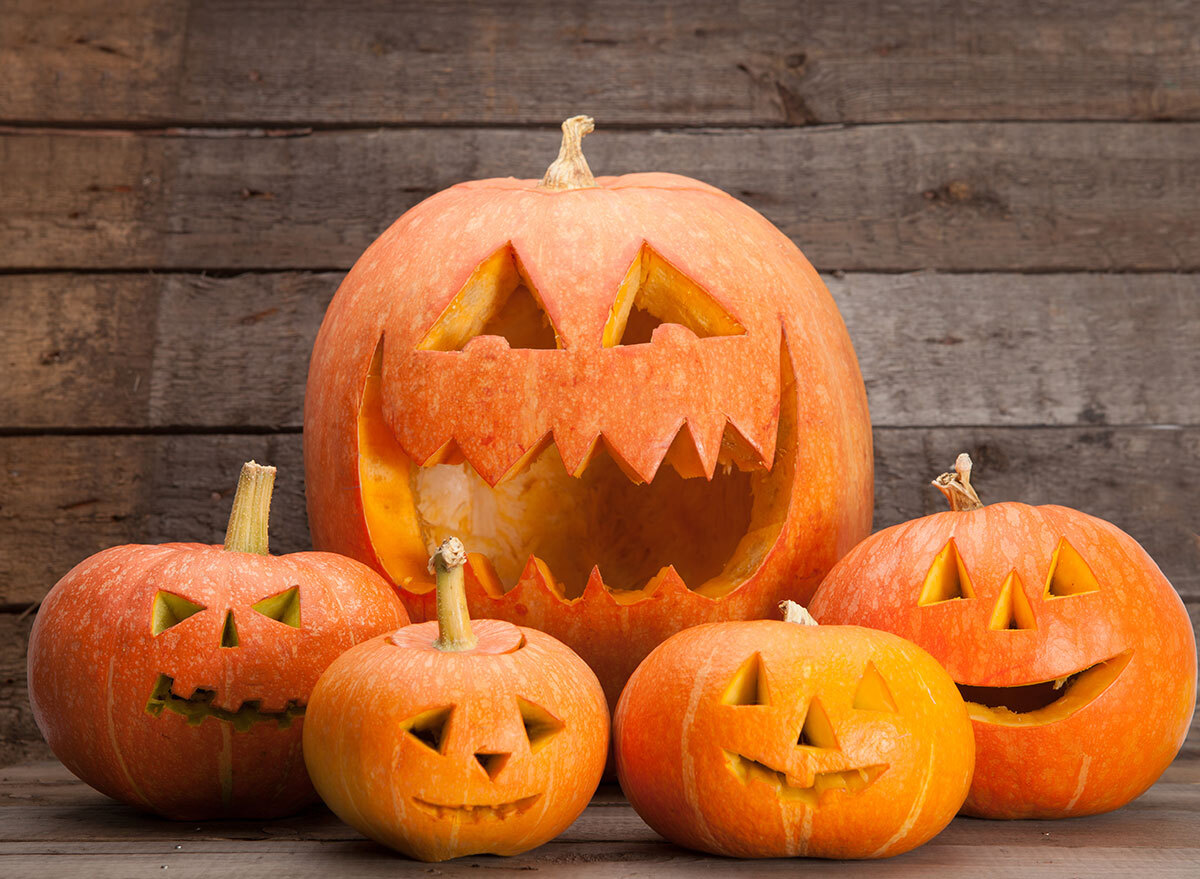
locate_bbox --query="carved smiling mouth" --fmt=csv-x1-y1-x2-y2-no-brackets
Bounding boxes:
725,752,887,806
955,650,1132,726
358,340,797,602
412,794,542,821
145,674,305,731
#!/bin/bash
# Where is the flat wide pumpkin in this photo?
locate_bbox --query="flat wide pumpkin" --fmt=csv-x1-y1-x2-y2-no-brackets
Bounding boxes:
304,116,873,711
809,454,1197,818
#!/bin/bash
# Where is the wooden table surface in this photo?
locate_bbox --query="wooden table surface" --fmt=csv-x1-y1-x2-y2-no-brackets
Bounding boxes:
2,757,1198,877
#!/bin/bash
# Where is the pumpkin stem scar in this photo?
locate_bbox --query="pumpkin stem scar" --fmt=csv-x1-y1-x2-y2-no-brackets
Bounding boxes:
429,537,478,651
537,115,599,192
931,452,985,512
223,461,277,555
780,600,818,626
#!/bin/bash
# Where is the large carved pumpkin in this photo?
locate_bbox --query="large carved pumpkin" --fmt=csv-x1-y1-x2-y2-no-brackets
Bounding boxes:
304,116,873,708
809,454,1196,818
27,463,409,819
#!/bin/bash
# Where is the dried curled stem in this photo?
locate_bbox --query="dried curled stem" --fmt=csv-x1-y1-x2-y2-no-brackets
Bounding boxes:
780,600,819,626
538,115,599,191
932,452,985,512
429,537,477,651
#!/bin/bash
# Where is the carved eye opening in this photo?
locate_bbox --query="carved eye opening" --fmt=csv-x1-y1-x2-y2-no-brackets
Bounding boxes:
517,697,565,753
603,244,745,347
1044,539,1101,598
721,652,770,706
251,585,301,628
418,245,561,352
918,538,975,605
401,706,454,754
851,661,899,713
151,590,206,635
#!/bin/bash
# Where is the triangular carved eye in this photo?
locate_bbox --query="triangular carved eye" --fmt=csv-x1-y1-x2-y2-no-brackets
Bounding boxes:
721,652,770,705
1044,539,1101,598
918,538,975,605
151,591,206,635
401,706,454,754
418,245,560,351
251,586,301,628
989,572,1037,630
603,244,745,347
797,698,839,750
852,662,898,712
517,698,564,753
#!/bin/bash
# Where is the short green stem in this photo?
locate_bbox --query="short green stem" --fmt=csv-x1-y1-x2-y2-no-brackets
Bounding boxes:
223,461,276,555
430,537,477,651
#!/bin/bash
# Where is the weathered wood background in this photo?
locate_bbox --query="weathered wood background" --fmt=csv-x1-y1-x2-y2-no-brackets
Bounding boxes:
1,0,1198,766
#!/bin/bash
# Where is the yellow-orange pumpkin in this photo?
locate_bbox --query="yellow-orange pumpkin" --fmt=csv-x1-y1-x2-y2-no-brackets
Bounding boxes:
304,115,873,712
810,454,1196,818
614,602,973,858
303,538,609,861
27,462,409,819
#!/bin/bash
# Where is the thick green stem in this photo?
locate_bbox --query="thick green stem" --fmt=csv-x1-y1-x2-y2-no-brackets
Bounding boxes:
223,461,276,555
429,537,477,651
538,115,599,191
932,452,985,511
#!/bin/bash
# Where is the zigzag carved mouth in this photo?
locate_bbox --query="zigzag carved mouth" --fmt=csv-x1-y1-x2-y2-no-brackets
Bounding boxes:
956,650,1132,726
412,793,541,821
145,674,305,731
358,339,797,601
724,751,887,806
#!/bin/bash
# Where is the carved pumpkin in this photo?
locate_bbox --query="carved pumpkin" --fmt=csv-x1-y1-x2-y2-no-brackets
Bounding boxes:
27,462,409,819
304,538,609,861
809,454,1197,818
304,115,873,712
614,602,974,858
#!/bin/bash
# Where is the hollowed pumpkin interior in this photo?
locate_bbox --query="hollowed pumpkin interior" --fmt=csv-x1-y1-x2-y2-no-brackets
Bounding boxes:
357,337,796,602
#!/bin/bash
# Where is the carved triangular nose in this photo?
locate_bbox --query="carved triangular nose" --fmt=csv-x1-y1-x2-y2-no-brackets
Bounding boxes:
220,610,239,647
989,572,1037,630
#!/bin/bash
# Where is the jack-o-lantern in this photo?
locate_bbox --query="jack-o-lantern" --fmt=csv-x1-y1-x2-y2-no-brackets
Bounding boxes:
614,602,974,858
304,538,609,861
809,454,1197,818
27,462,409,819
304,115,873,711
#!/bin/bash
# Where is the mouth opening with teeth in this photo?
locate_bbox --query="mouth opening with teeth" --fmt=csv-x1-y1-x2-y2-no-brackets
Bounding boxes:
357,339,798,601
955,650,1132,726
412,793,542,822
145,674,306,732
724,751,886,806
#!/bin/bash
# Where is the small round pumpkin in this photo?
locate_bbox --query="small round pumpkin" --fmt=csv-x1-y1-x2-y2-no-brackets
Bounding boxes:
27,462,409,820
613,602,974,859
303,538,609,861
809,454,1197,819
304,115,873,715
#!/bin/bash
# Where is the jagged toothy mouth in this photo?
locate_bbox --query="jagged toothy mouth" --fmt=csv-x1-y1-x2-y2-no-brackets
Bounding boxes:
955,650,1132,726
724,752,887,806
358,340,798,601
412,793,542,821
145,674,305,731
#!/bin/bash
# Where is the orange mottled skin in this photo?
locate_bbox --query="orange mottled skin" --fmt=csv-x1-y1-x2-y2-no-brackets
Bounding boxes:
810,502,1197,818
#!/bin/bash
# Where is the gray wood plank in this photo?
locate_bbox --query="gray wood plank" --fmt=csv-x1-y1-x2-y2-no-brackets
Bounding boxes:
0,616,45,768
2,124,1199,272
5,271,1198,431
3,1,1199,125
2,429,1198,606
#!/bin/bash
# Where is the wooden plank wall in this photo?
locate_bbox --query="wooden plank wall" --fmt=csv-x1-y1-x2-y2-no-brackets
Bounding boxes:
1,0,1198,763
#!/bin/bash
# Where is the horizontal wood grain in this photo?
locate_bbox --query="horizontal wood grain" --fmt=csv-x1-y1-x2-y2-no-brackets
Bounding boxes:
5,271,1198,431
2,429,1197,606
3,1,1198,125
3,124,1199,272
0,760,1198,875
0,615,46,768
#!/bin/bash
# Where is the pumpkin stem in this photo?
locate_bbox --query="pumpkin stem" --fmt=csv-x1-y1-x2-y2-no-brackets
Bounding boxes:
932,452,985,511
223,461,276,555
538,115,599,191
429,537,477,651
780,600,819,626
